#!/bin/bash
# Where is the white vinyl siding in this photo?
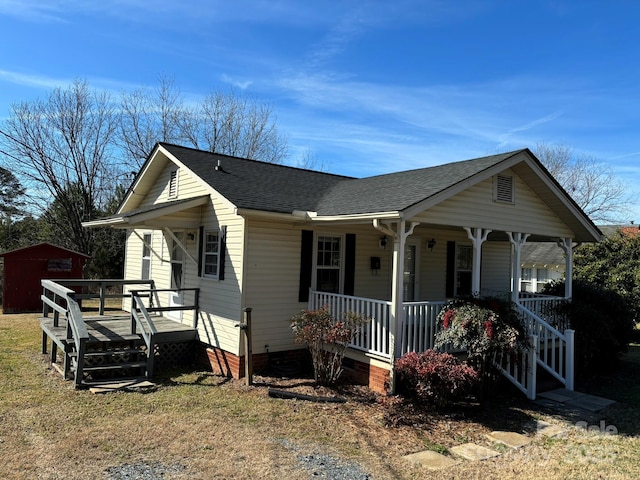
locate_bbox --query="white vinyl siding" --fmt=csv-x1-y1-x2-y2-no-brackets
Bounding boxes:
414,168,574,238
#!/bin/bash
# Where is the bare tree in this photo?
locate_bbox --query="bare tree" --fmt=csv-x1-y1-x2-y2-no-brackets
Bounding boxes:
534,143,630,223
294,146,330,172
181,89,288,163
0,80,120,255
118,75,184,171
120,81,288,168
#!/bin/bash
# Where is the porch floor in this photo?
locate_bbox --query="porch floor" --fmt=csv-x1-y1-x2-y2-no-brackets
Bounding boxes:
40,313,198,350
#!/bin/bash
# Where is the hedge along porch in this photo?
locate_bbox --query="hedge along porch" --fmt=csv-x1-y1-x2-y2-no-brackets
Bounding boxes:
83,144,600,394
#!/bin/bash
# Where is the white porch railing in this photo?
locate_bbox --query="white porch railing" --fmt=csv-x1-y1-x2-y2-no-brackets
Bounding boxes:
308,290,575,399
399,301,447,356
309,291,393,358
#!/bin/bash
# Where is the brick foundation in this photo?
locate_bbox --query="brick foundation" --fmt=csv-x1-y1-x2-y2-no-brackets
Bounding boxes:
197,343,390,393
342,358,390,393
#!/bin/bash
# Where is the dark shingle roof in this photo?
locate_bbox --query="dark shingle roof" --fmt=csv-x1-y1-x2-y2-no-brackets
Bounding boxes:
161,144,351,214
160,143,525,216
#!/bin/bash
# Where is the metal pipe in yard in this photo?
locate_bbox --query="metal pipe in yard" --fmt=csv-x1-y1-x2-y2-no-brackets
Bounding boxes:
242,308,253,386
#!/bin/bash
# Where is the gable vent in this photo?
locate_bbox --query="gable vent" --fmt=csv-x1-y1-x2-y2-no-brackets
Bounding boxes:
168,169,178,198
494,174,514,203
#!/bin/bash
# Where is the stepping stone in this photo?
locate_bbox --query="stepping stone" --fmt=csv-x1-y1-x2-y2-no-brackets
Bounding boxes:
538,388,585,403
536,423,567,438
566,394,615,412
403,450,460,470
485,431,531,449
450,443,501,461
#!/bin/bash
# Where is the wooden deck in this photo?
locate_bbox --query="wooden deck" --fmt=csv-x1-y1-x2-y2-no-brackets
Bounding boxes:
40,313,198,350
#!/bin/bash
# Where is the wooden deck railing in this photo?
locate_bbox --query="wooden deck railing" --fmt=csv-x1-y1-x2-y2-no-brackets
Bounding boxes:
41,279,200,386
41,279,90,387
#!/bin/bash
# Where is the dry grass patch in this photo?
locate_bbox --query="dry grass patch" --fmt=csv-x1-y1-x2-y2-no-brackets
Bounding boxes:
1,313,639,479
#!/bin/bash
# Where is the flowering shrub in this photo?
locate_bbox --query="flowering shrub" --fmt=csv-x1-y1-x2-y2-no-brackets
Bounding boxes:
290,306,369,386
434,297,527,397
395,350,479,407
435,297,526,365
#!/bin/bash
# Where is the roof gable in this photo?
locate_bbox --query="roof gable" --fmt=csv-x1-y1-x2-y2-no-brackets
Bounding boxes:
114,143,600,242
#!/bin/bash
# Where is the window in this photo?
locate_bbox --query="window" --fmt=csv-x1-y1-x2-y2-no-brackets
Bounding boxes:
168,169,178,198
141,233,151,280
520,267,532,292
202,230,221,278
315,235,342,293
455,244,473,296
494,174,514,203
536,268,549,292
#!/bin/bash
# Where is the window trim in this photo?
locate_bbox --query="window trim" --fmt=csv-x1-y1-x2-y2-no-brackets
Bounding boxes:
141,232,152,280
201,228,222,279
312,233,345,294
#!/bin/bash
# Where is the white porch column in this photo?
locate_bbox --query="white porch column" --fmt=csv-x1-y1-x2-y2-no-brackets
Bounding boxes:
556,237,574,299
387,220,418,394
507,232,530,303
464,227,492,296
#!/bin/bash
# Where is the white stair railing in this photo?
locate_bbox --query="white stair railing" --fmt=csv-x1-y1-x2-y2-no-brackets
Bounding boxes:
516,302,575,391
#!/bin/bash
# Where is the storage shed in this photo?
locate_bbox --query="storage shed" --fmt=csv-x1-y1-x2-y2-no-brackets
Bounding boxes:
0,243,89,313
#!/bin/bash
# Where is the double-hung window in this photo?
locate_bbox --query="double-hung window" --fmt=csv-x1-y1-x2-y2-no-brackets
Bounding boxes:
202,230,221,278
315,235,342,293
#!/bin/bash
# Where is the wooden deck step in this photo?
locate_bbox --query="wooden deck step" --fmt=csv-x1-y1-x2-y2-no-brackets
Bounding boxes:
74,348,146,357
82,362,148,372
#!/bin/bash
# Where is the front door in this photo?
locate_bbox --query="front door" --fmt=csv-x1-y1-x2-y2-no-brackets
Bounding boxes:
169,232,185,320
403,241,419,301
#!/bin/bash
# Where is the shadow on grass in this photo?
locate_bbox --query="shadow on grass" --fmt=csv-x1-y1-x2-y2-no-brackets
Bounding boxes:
154,366,233,388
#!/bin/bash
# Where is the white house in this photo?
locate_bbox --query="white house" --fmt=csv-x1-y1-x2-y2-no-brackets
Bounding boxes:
84,143,601,393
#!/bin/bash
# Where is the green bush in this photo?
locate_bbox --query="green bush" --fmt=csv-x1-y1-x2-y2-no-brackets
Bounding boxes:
542,280,636,378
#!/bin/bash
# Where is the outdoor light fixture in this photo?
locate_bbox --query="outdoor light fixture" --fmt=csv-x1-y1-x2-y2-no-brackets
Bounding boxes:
379,236,388,249
427,238,437,251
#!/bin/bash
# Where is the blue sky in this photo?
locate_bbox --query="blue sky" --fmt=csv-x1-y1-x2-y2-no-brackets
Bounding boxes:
1,0,639,222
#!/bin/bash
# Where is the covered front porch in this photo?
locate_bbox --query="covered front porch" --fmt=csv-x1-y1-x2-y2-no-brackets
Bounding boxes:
305,216,578,399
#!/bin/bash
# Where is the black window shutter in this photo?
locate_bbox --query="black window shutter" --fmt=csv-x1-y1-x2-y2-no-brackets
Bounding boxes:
198,226,204,277
446,241,455,298
344,233,356,296
298,230,314,302
219,226,227,280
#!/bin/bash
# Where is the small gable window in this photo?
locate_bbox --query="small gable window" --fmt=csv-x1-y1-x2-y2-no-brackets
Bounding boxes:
494,174,514,204
168,169,178,198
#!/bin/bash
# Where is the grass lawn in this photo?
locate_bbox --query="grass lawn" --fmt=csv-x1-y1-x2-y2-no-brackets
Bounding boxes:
1,313,639,479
